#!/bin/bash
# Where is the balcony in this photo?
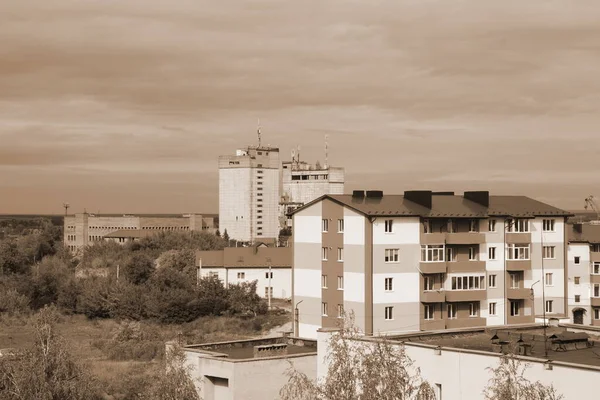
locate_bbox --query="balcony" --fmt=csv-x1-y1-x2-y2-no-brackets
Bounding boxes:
507,288,531,300
421,319,445,331
445,290,486,302
507,315,534,325
420,232,446,245
506,232,531,243
445,232,486,245
419,262,447,274
446,317,486,330
591,298,600,307
591,275,600,284
447,261,486,273
506,260,532,271
421,290,446,303
591,252,600,262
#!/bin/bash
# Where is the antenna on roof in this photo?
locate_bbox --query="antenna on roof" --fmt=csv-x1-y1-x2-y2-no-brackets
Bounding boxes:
257,118,262,148
63,203,70,217
324,134,329,169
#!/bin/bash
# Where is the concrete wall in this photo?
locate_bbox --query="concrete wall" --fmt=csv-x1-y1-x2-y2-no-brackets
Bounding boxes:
567,243,592,325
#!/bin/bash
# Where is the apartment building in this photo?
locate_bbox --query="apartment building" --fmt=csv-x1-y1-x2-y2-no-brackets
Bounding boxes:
218,145,281,243
567,223,600,326
195,246,292,299
64,212,217,253
292,190,571,339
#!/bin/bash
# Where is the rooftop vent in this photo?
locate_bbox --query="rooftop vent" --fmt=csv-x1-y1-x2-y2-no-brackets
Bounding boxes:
432,191,454,196
352,190,365,198
574,223,583,234
366,190,383,198
404,190,433,209
253,343,288,358
464,191,490,207
550,332,591,352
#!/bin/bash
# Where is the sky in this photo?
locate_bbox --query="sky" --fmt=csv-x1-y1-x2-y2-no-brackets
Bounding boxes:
2,0,600,214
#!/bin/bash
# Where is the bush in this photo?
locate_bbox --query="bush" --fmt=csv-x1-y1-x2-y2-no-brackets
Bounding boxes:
122,253,155,285
76,277,114,319
0,289,30,315
91,321,165,362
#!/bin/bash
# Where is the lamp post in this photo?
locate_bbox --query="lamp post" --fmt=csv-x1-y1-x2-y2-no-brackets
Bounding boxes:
294,300,304,337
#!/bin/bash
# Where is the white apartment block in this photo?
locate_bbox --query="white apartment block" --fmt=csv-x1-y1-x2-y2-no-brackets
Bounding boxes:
196,246,292,299
218,146,280,243
292,190,571,340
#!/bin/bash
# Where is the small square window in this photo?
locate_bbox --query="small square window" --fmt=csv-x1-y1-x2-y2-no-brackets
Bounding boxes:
575,256,581,264
574,276,581,285
575,295,581,303
384,306,394,320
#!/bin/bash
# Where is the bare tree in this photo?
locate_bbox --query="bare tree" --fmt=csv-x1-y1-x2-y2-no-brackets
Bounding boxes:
484,354,563,400
146,343,201,400
280,313,436,400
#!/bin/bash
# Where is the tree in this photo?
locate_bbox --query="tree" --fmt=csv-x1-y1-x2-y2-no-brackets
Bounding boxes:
222,229,230,243
0,305,101,400
484,354,563,400
280,314,436,400
122,253,154,285
0,241,28,275
215,229,221,238
145,344,200,400
156,249,197,280
226,280,267,316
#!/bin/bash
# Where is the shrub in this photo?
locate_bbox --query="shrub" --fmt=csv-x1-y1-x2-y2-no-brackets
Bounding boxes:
0,289,30,315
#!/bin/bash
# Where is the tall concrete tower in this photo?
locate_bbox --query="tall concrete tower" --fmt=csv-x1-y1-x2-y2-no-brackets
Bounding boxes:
219,141,281,243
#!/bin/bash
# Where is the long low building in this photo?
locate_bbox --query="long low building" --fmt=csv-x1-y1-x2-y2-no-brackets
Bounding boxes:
64,212,218,252
196,246,292,299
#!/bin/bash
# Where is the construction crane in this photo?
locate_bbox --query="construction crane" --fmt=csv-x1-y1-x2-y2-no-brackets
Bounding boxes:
584,195,600,224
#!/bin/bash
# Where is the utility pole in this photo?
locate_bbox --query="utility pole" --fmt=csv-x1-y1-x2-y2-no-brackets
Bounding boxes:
197,258,202,286
541,230,548,357
63,203,70,217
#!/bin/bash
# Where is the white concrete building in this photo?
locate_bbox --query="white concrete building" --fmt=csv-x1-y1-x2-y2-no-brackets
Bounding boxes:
291,190,571,340
196,246,292,299
317,325,600,400
218,145,280,243
181,336,317,400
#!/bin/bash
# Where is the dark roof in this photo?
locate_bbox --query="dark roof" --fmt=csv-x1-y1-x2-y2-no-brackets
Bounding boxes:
568,223,600,244
292,193,571,218
196,247,291,268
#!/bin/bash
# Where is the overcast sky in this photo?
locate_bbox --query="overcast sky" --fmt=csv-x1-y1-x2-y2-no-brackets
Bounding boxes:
2,0,600,214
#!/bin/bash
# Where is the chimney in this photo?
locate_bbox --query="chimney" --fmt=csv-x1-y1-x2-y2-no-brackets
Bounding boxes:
352,190,365,199
464,191,490,207
404,190,433,209
366,190,383,199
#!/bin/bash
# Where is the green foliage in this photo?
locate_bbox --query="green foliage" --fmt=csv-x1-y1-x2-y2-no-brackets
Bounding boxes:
146,344,200,400
122,253,154,285
76,277,115,319
222,229,230,242
156,249,197,279
0,241,28,275
91,321,164,362
0,288,30,315
111,282,147,320
226,280,267,316
0,306,102,400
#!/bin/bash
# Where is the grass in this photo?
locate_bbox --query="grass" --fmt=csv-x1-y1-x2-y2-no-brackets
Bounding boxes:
0,310,291,398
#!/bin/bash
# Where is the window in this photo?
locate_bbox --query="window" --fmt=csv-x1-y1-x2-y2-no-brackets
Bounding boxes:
423,219,433,233
322,247,328,261
575,295,581,303
488,247,496,260
593,262,600,274
508,218,529,232
265,272,273,279
488,219,497,232
592,244,600,253
337,304,344,318
507,244,530,260
594,284,600,298
469,302,479,317
237,272,245,279
322,275,328,289
447,304,457,319
337,276,344,290
545,273,553,286
385,277,394,291
421,245,445,262
447,219,457,233
446,247,456,262
424,305,434,320
574,256,580,264
337,248,344,262
510,273,520,289
543,246,555,259
469,219,479,233
545,300,553,313
385,306,394,320
385,249,399,263
574,276,581,285
322,302,328,316
596,309,600,320
451,275,485,290
322,219,329,232
489,302,497,316
264,287,273,297
488,274,497,288
337,219,344,233
542,219,555,232
424,275,434,291
468,246,478,261
510,300,520,316
384,219,393,233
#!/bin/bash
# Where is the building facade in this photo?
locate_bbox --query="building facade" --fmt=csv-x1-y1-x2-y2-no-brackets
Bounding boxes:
64,213,216,253
280,159,344,228
196,246,292,299
218,146,280,243
292,190,571,339
567,223,600,326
